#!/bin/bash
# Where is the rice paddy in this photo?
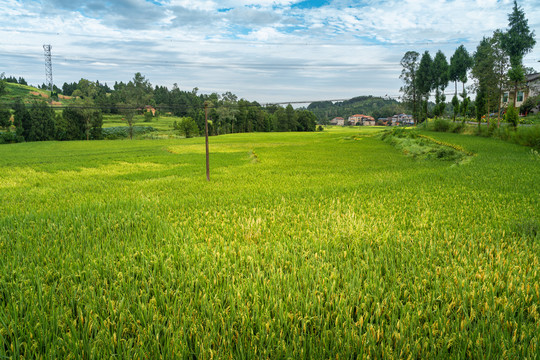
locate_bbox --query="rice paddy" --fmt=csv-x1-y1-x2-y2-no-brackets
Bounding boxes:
0,127,539,358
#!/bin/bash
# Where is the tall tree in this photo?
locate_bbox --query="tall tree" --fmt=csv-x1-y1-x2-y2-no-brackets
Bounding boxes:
492,30,511,126
501,0,536,107
285,104,298,131
432,50,449,117
26,101,56,141
399,51,420,124
472,36,499,121
71,79,98,100
63,102,103,140
449,45,473,120
125,73,153,107
449,45,472,96
415,51,433,123
296,110,317,131
13,98,30,140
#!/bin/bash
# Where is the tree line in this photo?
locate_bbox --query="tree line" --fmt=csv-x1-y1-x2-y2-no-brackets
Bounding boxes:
400,0,536,126
0,73,317,143
307,96,406,124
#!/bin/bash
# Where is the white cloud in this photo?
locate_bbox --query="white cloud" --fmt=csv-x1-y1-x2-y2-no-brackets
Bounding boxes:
0,0,538,103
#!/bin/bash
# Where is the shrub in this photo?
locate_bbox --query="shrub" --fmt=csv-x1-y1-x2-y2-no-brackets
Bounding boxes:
431,118,452,132
505,105,519,128
173,117,199,138
514,125,540,150
144,111,153,123
451,121,465,133
0,131,24,144
520,95,540,115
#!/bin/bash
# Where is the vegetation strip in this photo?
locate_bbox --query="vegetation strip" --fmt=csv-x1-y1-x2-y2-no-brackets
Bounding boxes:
380,128,474,163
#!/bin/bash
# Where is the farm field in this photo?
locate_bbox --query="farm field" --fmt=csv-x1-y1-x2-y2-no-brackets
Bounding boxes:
102,114,179,131
0,127,539,358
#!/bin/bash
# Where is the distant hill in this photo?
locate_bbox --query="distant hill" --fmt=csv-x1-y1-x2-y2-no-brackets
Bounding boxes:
0,82,73,107
308,96,406,124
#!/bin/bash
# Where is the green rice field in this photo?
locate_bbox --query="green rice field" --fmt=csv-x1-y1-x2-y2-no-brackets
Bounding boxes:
1,127,539,358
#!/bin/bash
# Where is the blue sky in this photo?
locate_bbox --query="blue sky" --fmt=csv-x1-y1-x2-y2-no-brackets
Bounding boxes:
1,0,539,103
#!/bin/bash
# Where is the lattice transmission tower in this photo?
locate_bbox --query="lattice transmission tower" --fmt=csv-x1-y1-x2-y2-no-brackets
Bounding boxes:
43,44,53,94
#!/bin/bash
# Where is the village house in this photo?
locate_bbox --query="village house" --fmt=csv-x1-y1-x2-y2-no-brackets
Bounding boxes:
348,114,375,126
391,114,414,126
501,72,540,111
330,117,345,126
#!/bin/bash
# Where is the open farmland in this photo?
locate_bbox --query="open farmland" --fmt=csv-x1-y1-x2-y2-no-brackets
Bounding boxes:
0,127,539,358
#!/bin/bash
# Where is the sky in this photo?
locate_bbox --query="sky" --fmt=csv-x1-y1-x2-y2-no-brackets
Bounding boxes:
1,0,539,104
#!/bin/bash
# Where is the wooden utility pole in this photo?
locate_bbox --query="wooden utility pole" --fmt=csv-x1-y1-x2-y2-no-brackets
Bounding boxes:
204,102,210,181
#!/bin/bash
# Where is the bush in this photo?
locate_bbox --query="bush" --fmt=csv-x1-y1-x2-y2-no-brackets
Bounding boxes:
0,131,24,144
173,117,199,138
451,121,465,133
431,118,452,132
520,95,540,115
505,105,519,128
144,112,153,123
514,125,540,150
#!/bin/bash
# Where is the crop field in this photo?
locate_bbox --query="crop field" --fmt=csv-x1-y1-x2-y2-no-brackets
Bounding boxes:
102,114,179,131
0,127,539,358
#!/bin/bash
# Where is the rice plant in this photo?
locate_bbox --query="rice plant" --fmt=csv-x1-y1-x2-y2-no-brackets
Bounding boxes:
0,128,539,358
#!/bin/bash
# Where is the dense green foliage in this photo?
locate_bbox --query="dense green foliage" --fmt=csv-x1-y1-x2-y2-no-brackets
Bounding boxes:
0,128,539,358
0,108,10,129
1,75,318,141
173,117,199,138
308,96,406,124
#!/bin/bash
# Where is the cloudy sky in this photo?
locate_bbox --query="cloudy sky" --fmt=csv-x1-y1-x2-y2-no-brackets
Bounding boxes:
1,0,539,104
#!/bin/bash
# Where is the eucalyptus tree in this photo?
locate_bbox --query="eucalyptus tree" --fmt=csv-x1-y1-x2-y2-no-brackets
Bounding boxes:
399,51,420,124
501,0,536,107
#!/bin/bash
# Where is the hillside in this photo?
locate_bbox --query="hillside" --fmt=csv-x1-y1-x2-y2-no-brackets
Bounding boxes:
308,95,407,123
0,82,73,106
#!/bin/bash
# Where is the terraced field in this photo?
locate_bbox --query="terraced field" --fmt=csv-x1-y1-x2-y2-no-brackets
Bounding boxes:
0,128,539,358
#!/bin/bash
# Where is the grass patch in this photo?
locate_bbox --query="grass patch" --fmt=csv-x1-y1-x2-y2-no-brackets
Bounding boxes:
380,127,472,163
